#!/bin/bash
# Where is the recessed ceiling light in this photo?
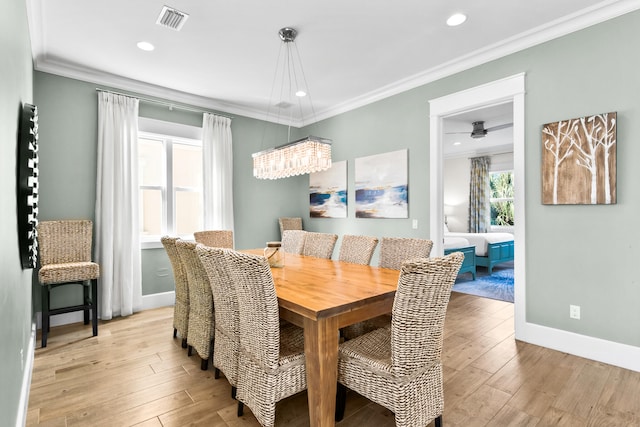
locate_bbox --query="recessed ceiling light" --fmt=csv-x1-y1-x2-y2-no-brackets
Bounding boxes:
295,90,307,97
137,41,155,51
447,13,467,27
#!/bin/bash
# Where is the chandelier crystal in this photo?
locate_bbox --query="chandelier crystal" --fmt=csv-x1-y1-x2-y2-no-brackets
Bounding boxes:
253,136,331,180
252,27,332,180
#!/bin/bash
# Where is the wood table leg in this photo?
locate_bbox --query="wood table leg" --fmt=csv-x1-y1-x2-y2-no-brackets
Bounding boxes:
303,316,339,427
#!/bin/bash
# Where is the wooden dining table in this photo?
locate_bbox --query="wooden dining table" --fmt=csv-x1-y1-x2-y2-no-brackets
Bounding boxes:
244,249,400,427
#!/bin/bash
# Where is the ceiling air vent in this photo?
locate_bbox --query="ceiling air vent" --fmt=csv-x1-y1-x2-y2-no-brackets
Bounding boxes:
156,6,189,31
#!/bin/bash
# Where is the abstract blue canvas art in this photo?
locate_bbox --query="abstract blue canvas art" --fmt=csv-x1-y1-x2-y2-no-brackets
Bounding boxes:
309,160,347,218
355,149,408,218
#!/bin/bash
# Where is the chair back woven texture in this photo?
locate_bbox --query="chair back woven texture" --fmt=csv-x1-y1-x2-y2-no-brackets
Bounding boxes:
194,230,234,248
278,217,303,238
281,230,307,255
175,240,214,361
337,252,464,427
38,220,99,284
302,232,338,259
338,234,379,265
378,237,434,270
161,236,189,341
196,245,240,387
226,250,306,427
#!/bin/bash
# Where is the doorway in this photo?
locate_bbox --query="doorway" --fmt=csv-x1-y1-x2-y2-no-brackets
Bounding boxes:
428,73,526,336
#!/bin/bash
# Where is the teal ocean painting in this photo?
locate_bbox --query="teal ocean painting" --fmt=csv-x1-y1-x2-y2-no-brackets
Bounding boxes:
309,160,347,218
355,149,408,218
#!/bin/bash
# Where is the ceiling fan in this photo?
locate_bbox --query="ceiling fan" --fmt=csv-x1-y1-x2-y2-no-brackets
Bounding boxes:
447,120,513,139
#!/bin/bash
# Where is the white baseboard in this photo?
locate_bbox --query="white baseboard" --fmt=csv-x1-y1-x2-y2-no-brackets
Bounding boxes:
35,291,176,329
17,323,35,427
516,321,640,372
141,291,176,310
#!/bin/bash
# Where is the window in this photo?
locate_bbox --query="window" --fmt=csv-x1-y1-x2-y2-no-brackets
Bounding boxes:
138,130,203,244
489,170,514,228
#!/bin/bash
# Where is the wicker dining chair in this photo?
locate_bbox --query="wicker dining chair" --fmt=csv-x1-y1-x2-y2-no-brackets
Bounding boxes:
336,252,464,427
196,245,244,416
175,240,214,370
302,232,338,259
281,229,307,254
193,229,234,249
37,220,100,348
378,237,434,270
226,250,307,427
161,236,189,348
278,217,303,239
338,234,379,265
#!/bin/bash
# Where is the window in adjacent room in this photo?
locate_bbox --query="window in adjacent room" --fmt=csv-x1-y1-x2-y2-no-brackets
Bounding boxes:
138,118,203,247
489,170,514,230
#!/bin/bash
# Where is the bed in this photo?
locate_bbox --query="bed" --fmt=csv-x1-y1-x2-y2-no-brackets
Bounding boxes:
443,236,476,280
445,231,514,275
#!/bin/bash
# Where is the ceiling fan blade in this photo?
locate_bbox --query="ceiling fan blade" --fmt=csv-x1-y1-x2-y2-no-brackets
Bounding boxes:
445,131,472,135
485,123,513,132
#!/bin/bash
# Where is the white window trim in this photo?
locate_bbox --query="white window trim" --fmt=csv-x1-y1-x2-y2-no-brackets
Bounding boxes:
138,118,203,249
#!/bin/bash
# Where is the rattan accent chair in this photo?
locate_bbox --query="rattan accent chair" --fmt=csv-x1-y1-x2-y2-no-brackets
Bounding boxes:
196,246,244,416
336,252,464,427
338,234,379,265
278,217,303,239
175,240,214,370
37,220,99,348
227,250,307,427
193,230,234,248
161,236,189,348
281,230,307,255
302,232,338,259
378,237,434,270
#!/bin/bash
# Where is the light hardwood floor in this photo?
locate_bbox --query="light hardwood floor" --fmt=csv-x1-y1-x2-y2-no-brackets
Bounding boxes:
27,292,640,426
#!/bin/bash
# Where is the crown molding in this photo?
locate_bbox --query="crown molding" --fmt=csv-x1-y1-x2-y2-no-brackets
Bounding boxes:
29,0,640,126
33,55,272,121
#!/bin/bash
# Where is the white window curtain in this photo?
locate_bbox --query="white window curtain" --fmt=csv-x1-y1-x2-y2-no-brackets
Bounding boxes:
202,113,234,232
95,92,142,320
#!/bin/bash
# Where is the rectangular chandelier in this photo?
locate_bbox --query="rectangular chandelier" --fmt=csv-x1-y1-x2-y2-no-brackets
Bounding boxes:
252,136,332,180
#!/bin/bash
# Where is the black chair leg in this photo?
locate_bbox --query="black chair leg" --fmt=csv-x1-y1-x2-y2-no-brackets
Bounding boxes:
335,383,347,422
41,285,49,348
91,279,98,336
214,368,220,379
188,345,193,356
83,281,90,325
173,328,177,338
231,386,237,399
200,358,208,370
435,415,442,427
237,401,244,417
181,338,187,348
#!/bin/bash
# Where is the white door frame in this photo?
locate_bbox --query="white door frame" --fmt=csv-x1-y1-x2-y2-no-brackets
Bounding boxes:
429,73,526,337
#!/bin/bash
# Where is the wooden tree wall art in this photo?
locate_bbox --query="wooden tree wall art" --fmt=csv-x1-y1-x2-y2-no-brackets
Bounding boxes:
542,112,616,205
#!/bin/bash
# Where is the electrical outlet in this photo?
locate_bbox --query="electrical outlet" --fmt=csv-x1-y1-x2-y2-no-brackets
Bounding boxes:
412,219,418,229
569,304,581,319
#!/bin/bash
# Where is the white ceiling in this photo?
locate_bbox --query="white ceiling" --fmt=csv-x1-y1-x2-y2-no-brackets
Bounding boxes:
443,102,514,158
27,0,638,127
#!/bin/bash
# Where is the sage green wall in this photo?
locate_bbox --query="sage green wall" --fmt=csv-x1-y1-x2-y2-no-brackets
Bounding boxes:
300,11,640,347
1,0,35,424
